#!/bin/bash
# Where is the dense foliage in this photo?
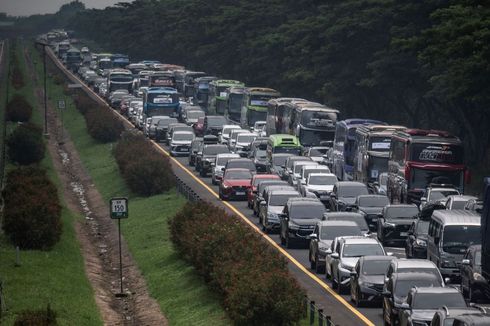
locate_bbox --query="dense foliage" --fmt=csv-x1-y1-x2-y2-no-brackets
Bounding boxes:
63,0,490,164
114,131,174,196
170,201,305,325
14,305,58,326
7,123,45,165
6,94,33,122
2,167,62,250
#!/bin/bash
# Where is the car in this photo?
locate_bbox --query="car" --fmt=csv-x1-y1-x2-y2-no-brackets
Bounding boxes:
166,123,193,145
283,156,312,181
196,144,230,176
382,272,444,326
155,117,178,142
301,173,338,202
309,221,362,274
464,198,484,214
192,116,205,137
399,287,467,326
446,195,478,210
326,235,364,280
305,146,330,163
370,172,389,195
330,237,386,293
211,153,240,185
223,158,257,175
296,165,331,191
218,168,252,201
385,259,445,286
228,129,248,151
253,180,289,216
183,109,205,126
188,138,203,166
461,245,487,303
377,204,419,246
279,197,326,248
443,311,490,325
288,161,318,186
251,120,266,133
405,219,430,259
350,256,395,307
259,189,300,233
169,131,195,156
267,153,294,177
204,115,227,136
431,306,489,326
323,212,370,235
328,181,369,212
353,194,390,232
249,146,268,173
420,183,460,209
247,174,281,208
231,132,257,157
219,125,242,144
146,115,169,139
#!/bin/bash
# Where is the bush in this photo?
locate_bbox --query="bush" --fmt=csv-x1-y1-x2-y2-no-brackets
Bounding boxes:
14,305,58,326
7,123,45,165
170,202,305,325
84,106,124,143
2,167,62,250
11,65,25,90
114,131,174,196
6,94,33,122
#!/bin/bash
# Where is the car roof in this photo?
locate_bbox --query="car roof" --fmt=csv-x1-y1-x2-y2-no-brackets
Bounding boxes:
318,220,359,227
394,272,440,281
288,197,323,205
253,174,280,180
385,204,418,209
360,255,395,262
340,237,381,245
431,209,481,225
358,194,389,199
309,173,336,177
336,181,366,187
173,131,194,135
225,168,251,173
411,286,460,294
393,259,437,269
228,158,253,163
448,195,478,201
216,153,240,158
325,212,364,219
269,190,300,196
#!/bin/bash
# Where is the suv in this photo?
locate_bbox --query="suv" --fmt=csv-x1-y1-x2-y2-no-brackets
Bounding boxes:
267,153,293,176
309,221,362,274
446,195,478,210
328,182,369,212
377,204,419,246
231,132,256,157
420,183,460,209
223,158,257,174
196,144,230,177
323,212,370,235
461,245,486,302
259,189,300,233
203,115,227,136
405,219,430,258
279,198,326,249
169,131,195,156
155,117,178,142
296,165,331,191
247,174,280,209
382,272,444,326
385,259,445,286
253,180,289,216
399,287,466,326
219,125,241,144
431,306,489,326
353,194,389,232
283,156,311,181
289,161,318,186
330,237,386,293
188,138,203,166
212,153,240,185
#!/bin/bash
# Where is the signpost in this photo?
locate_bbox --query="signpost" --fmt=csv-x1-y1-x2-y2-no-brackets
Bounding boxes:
110,197,128,297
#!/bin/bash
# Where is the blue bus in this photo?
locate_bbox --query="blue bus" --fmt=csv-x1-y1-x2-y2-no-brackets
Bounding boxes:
143,87,179,118
332,119,386,181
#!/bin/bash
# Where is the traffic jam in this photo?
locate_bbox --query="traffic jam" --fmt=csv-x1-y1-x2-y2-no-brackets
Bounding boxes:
45,29,490,326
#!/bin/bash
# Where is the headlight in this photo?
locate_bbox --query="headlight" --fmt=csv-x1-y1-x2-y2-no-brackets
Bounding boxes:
222,184,230,189
319,246,329,252
340,263,354,271
268,212,278,219
441,260,456,268
385,222,396,227
415,239,427,247
474,272,485,281
361,282,375,287
288,222,300,230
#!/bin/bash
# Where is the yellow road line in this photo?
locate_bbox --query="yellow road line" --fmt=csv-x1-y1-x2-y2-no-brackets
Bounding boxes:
50,49,374,326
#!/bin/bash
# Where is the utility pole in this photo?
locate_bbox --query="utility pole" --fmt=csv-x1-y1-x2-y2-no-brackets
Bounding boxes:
35,40,49,136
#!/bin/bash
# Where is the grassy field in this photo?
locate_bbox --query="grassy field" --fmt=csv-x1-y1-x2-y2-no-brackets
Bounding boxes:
0,40,103,325
28,41,230,326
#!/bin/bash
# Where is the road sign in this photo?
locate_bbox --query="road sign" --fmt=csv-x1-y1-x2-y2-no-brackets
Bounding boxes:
110,197,128,219
57,99,65,110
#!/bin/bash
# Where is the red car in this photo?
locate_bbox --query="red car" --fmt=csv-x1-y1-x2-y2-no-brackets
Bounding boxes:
193,116,205,137
247,174,280,208
219,168,252,201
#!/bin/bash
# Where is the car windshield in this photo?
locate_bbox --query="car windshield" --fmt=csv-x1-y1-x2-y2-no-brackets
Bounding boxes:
272,155,290,166
207,117,227,127
362,260,392,275
385,207,419,219
270,194,298,206
358,196,389,207
328,216,369,231
338,185,368,198
320,225,361,240
290,204,325,219
253,177,278,187
225,170,252,180
203,146,229,155
431,190,460,201
342,244,384,257
416,221,430,234
275,147,301,156
187,111,204,119
255,150,267,159
394,278,440,298
237,135,256,144
295,163,317,174
442,225,481,254
412,293,465,309
228,161,256,170
310,148,328,156
450,200,468,209
157,119,178,127
309,175,337,185
173,133,194,141
217,156,237,165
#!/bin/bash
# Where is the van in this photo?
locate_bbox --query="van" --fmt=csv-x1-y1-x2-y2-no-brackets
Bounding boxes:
427,209,481,280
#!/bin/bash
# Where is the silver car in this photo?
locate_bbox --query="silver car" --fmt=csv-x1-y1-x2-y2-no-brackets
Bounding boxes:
212,153,240,185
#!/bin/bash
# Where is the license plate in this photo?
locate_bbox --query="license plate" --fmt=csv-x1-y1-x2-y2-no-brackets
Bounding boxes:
180,148,189,151
236,191,245,196
371,218,378,222
400,232,408,237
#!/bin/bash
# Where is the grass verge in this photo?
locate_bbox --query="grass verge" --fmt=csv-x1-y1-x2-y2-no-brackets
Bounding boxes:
0,40,102,325
28,41,230,325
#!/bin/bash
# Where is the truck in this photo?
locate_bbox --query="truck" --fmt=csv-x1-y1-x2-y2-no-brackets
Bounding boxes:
192,76,218,111
183,71,206,98
142,87,179,119
387,129,469,205
64,47,82,72
241,87,281,129
107,68,133,93
55,40,71,59
225,86,247,123
208,80,245,115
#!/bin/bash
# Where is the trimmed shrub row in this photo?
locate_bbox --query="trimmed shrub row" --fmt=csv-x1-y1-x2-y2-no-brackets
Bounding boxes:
7,123,45,165
114,131,175,196
2,167,62,250
6,94,33,122
170,202,305,326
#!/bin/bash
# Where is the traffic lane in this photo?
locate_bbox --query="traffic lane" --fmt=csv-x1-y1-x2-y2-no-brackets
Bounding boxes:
165,150,386,326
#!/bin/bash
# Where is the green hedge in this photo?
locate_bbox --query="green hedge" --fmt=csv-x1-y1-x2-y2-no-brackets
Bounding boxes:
7,123,45,165
170,201,305,325
6,94,33,122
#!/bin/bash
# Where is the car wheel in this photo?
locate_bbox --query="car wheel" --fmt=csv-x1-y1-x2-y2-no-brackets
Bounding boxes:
199,169,206,177
336,273,343,294
331,272,338,289
355,289,363,307
211,177,217,185
280,230,286,245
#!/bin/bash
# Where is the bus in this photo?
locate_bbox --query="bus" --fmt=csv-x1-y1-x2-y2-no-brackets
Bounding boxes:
148,71,176,88
241,87,281,128
225,86,247,122
192,76,218,111
107,68,133,92
208,80,245,115
183,71,206,98
266,134,302,163
387,129,468,205
332,119,386,181
353,125,406,184
143,87,180,118
266,98,308,136
65,48,81,72
56,40,70,59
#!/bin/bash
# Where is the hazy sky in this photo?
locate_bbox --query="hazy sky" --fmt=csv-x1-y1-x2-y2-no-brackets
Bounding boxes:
1,0,130,17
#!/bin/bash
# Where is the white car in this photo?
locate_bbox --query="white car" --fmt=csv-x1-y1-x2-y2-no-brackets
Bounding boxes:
296,165,331,190
170,131,195,156
211,153,240,185
231,132,256,157
302,173,338,199
219,125,241,144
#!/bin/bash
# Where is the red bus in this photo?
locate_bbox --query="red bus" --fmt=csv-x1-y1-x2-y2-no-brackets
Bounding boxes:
387,129,469,205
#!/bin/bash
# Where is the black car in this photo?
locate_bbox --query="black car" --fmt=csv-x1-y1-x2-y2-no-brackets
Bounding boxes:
253,180,288,216
188,138,203,166
249,147,268,173
154,117,178,142
203,115,227,135
224,158,257,174
350,255,394,307
461,245,488,303
405,219,429,258
328,182,369,212
323,212,370,235
353,194,389,232
279,198,325,249
196,144,230,177
268,153,293,177
377,204,419,246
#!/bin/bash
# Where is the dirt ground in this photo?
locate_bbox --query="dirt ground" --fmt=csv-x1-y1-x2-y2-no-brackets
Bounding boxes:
24,46,168,326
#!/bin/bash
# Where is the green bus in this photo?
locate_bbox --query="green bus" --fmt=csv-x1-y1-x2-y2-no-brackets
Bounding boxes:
225,86,247,123
266,134,302,162
241,87,281,128
208,80,245,115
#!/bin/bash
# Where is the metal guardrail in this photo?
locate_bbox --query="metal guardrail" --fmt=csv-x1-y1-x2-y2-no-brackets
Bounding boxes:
304,296,338,326
174,174,201,202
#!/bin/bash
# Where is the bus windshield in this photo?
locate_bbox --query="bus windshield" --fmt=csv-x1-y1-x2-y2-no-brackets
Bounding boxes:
301,111,337,127
249,95,274,107
274,147,301,155
300,129,334,146
228,94,243,114
409,168,464,190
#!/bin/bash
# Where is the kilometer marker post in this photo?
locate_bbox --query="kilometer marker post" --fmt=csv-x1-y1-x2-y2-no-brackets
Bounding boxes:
110,197,128,297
